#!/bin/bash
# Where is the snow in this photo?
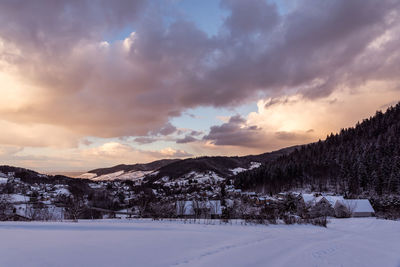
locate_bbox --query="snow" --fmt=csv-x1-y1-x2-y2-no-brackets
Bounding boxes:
230,162,261,175
92,170,124,181
0,218,399,267
88,183,103,189
80,170,154,181
249,161,261,170
315,195,344,206
115,170,153,181
301,193,316,204
8,194,28,203
77,172,97,179
230,167,247,175
339,199,375,213
164,171,224,187
54,188,70,196
0,177,7,184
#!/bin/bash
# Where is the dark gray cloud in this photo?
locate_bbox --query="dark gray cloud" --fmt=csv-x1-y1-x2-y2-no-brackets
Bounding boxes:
0,0,399,142
134,122,177,143
151,122,177,136
220,0,279,38
228,115,246,124
264,97,299,109
176,135,197,144
190,130,202,136
133,137,156,145
203,115,263,147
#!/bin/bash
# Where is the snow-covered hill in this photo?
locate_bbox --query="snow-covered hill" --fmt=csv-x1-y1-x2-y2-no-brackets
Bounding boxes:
79,147,296,182
79,161,262,184
79,170,156,182
77,159,178,181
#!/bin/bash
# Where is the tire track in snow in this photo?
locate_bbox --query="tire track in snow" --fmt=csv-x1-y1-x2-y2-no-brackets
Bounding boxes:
170,235,271,267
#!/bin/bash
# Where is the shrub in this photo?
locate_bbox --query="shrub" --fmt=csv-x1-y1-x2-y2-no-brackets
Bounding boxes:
309,216,328,227
334,203,352,218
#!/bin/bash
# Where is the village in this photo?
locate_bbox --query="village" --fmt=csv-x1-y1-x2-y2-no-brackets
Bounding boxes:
0,170,376,223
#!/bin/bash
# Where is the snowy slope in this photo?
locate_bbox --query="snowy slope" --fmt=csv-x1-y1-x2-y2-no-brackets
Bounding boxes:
80,161,262,183
161,171,225,186
78,146,295,182
78,170,156,181
0,218,399,267
230,162,261,175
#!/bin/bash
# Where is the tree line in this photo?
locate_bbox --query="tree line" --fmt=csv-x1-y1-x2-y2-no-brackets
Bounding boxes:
234,102,400,198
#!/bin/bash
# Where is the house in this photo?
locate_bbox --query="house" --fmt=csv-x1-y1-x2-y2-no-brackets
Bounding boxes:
300,193,317,205
315,196,344,207
334,199,375,217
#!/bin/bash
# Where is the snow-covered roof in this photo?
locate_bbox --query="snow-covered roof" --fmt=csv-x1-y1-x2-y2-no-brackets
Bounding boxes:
9,194,29,203
316,196,344,206
54,188,70,196
338,199,375,213
301,193,316,203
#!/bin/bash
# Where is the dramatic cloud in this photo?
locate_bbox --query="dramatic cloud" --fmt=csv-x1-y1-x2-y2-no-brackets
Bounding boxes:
1,0,400,170
0,0,399,143
204,84,400,151
202,113,313,149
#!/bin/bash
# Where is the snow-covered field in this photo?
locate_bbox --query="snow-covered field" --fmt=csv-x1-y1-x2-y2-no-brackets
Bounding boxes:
0,218,399,267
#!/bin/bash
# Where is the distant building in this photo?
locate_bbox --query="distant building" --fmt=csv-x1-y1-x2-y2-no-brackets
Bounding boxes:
334,199,375,217
315,196,344,207
296,193,375,217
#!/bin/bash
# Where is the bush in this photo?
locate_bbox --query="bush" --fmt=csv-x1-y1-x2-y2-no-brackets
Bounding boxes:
309,217,328,227
310,201,334,217
334,203,352,218
282,214,297,225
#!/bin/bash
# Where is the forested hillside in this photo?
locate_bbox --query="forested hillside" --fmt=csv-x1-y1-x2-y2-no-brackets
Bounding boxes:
234,103,400,197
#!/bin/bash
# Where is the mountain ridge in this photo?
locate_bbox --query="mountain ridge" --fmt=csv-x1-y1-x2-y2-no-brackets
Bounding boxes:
77,146,299,182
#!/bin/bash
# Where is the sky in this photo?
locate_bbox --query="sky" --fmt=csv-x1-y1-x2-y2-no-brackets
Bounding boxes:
1,0,400,172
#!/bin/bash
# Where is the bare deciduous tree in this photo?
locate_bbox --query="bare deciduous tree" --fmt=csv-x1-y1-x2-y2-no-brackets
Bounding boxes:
0,194,13,220
65,197,86,221
176,200,187,218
